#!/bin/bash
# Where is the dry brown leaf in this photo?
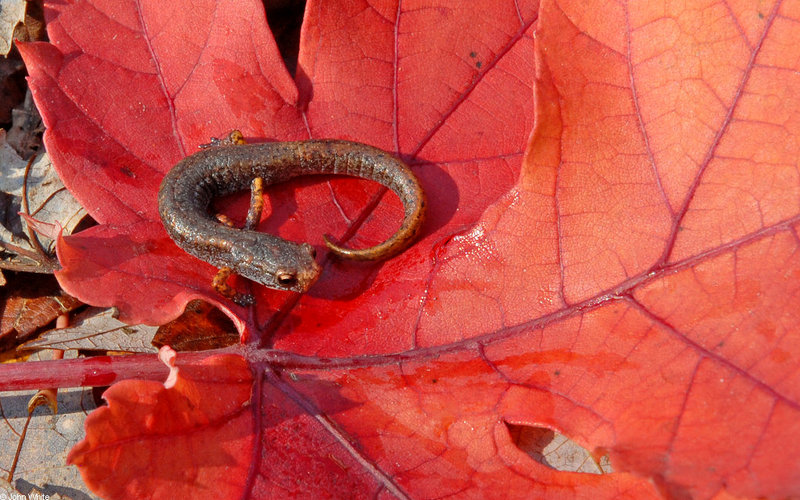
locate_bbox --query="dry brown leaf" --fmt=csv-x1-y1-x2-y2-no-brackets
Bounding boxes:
0,130,86,273
23,307,158,353
0,0,25,56
152,300,239,351
0,273,81,349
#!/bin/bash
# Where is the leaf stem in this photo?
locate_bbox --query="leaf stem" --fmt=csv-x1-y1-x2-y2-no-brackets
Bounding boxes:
0,350,223,391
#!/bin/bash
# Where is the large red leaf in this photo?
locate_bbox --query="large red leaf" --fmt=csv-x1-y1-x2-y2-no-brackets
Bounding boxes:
22,0,535,342
15,0,800,498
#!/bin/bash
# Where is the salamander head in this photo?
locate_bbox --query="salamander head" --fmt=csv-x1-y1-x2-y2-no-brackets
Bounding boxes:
232,238,321,293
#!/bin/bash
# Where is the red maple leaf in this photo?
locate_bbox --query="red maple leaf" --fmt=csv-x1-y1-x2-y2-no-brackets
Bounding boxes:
10,0,800,498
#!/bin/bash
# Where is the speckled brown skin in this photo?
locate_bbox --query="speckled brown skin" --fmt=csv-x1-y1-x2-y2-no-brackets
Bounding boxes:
158,140,426,294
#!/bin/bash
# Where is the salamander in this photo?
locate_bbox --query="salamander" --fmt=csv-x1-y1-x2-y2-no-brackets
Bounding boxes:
157,136,426,299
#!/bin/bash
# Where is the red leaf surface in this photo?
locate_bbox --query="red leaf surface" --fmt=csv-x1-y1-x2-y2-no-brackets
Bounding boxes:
16,0,800,498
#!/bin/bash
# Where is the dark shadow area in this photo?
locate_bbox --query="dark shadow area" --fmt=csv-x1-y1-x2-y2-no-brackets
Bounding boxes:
264,0,306,77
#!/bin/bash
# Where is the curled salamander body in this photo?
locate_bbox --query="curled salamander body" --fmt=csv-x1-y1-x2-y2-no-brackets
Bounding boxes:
157,139,426,294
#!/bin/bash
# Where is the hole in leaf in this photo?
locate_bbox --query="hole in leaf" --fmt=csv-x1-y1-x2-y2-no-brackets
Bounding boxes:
506,423,613,474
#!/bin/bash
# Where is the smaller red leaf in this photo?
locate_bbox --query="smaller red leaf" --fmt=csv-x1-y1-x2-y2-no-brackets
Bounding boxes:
67,353,254,499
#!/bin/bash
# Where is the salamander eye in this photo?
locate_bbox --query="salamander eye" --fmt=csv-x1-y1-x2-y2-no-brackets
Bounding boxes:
276,271,297,287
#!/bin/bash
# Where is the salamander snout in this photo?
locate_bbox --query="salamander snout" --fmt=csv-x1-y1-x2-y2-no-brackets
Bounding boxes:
265,242,320,293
